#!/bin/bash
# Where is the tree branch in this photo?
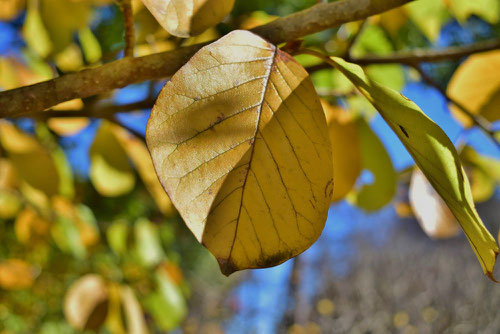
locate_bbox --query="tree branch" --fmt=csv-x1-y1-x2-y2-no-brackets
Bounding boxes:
306,39,500,72
21,100,155,119
0,0,412,118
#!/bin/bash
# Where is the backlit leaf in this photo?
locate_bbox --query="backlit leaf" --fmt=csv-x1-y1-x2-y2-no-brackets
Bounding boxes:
112,126,175,215
141,0,235,37
89,122,135,197
347,118,396,211
328,56,499,278
409,168,461,239
0,189,22,219
446,0,500,24
146,30,333,275
406,0,449,41
23,0,52,58
447,50,500,127
321,100,362,202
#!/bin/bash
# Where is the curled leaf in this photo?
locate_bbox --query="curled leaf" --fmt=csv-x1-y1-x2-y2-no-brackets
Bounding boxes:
347,118,396,211
328,56,499,278
147,30,333,275
64,274,109,331
90,122,135,197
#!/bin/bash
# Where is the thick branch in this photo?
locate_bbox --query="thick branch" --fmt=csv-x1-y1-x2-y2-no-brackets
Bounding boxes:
306,39,500,72
0,0,411,117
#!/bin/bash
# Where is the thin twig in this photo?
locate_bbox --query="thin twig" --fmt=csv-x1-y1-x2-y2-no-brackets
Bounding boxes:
306,39,500,72
20,99,154,119
119,0,135,57
300,48,500,148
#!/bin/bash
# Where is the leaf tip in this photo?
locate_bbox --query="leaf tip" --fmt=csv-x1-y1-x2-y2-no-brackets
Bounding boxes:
217,258,238,277
486,249,499,283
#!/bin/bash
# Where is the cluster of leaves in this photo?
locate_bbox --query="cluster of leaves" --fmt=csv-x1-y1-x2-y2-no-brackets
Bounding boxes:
0,0,500,332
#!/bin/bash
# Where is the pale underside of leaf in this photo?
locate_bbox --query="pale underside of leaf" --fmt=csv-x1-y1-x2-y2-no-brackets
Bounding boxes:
147,30,333,275
329,56,499,279
142,0,235,38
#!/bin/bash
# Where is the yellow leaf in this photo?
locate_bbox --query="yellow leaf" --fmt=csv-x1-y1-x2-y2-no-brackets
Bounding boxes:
0,158,18,189
447,50,500,127
14,206,51,244
40,0,91,54
321,100,362,202
54,43,84,72
0,121,60,196
64,274,109,331
0,189,22,219
47,117,90,136
78,27,102,64
90,122,135,197
239,11,277,30
146,30,333,275
347,117,396,211
0,259,38,290
409,168,461,239
141,0,235,37
23,0,52,58
376,7,408,35
446,0,500,24
406,0,449,41
0,0,25,20
112,125,175,215
328,56,499,278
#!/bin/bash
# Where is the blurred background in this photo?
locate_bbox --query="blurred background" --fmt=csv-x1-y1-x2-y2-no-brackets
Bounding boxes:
0,0,500,333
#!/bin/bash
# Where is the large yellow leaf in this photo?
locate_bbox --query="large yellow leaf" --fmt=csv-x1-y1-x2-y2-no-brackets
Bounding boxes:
112,126,175,215
347,118,396,211
141,0,235,38
447,50,500,127
89,122,135,197
409,168,461,239
0,121,60,196
321,100,362,202
328,56,499,278
146,30,333,275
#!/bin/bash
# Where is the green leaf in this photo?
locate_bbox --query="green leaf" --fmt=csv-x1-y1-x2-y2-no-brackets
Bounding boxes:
447,0,500,24
329,56,499,279
346,118,396,211
143,271,187,331
23,0,53,58
78,28,102,64
406,0,449,42
89,122,135,197
134,218,165,267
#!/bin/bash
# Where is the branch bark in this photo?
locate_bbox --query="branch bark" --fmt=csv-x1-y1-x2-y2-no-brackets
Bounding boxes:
0,0,411,117
119,0,135,57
